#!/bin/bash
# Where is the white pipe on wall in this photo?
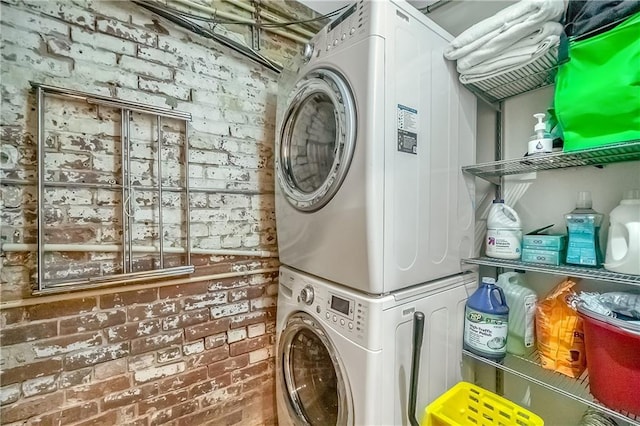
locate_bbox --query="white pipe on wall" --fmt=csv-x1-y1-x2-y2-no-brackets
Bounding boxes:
170,0,310,43
1,243,278,258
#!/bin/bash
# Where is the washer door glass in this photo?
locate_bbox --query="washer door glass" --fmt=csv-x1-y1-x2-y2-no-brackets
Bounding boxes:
280,313,351,425
277,68,356,212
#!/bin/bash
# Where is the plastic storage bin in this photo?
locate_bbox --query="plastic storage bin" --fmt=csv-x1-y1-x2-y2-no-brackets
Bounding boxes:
578,306,640,416
421,382,544,426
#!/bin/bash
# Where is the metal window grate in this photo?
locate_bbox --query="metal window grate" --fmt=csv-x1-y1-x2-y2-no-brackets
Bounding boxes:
32,82,194,293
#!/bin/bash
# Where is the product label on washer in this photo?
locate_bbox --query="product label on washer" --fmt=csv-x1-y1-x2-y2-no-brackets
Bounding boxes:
397,104,418,154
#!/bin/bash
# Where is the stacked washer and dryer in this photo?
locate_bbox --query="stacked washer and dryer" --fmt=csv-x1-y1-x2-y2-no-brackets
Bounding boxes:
274,1,478,425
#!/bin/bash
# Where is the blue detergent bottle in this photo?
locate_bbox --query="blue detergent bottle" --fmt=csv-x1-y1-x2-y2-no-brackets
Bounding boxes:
463,277,510,362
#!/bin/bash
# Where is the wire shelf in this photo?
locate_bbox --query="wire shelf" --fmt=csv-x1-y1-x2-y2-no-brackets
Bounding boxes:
463,350,640,425
462,141,640,184
462,48,559,104
462,257,640,286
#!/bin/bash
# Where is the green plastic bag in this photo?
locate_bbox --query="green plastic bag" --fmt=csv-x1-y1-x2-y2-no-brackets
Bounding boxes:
555,12,640,152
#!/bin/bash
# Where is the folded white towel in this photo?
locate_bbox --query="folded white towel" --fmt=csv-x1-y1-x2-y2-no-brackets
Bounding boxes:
456,21,563,72
444,0,565,61
459,36,559,84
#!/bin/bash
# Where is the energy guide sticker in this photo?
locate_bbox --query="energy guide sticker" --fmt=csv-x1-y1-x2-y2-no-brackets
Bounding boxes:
397,104,417,154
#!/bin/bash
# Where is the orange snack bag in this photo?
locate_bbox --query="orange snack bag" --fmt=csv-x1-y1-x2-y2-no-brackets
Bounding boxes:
535,278,586,378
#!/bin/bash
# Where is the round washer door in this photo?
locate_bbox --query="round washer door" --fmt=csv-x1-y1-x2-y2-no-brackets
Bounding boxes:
276,68,356,212
278,312,352,426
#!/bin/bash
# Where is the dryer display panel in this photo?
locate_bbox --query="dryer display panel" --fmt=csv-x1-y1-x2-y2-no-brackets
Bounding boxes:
328,293,354,320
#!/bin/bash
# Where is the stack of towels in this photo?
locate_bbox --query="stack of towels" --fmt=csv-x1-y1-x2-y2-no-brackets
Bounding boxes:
444,0,565,84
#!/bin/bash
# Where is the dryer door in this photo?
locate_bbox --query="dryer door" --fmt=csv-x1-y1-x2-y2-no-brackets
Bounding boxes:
277,68,356,212
278,312,352,425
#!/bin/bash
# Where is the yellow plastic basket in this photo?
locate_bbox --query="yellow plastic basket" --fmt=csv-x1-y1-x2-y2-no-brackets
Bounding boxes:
421,382,544,426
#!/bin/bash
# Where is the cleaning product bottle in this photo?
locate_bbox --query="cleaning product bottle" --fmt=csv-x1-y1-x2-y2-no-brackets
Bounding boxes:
496,272,538,356
486,200,522,260
604,189,640,275
565,191,604,267
528,113,553,156
464,277,509,362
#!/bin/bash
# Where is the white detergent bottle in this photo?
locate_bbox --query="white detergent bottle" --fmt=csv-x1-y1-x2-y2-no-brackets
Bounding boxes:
528,113,553,156
605,189,640,275
486,200,522,260
496,272,538,356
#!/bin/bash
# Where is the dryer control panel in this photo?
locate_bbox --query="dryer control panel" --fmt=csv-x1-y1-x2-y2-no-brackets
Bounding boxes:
306,1,370,62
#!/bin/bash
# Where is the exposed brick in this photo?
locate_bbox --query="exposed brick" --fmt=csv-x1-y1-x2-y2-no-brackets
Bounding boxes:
131,330,183,355
157,346,182,364
150,399,199,426
100,288,158,308
106,319,162,343
162,309,209,331
71,27,136,55
94,359,127,380
158,281,209,299
138,389,188,414
184,318,230,341
66,375,130,402
210,301,249,319
230,361,270,384
204,333,227,349
133,361,186,385
183,293,227,311
118,55,171,80
139,77,190,100
26,2,96,30
207,354,249,379
32,332,102,358
60,309,127,334
101,383,157,411
22,374,58,397
0,307,25,326
64,342,129,370
59,368,93,389
0,358,63,386
0,384,21,405
47,38,117,66
182,340,205,356
228,311,267,330
31,401,100,426
229,335,270,357
1,7,69,35
127,300,179,322
188,373,232,399
0,320,57,345
185,345,229,370
73,410,118,426
227,328,247,344
1,392,64,423
25,297,97,321
97,17,156,46
158,367,208,394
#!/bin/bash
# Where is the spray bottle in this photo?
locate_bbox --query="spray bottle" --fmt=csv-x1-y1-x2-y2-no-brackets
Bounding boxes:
528,113,553,156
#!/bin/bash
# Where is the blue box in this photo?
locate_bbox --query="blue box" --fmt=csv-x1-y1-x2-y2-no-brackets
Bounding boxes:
521,248,566,266
522,234,566,251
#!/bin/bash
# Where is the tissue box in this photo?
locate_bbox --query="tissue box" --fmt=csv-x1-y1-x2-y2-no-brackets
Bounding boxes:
522,234,566,251
521,248,566,266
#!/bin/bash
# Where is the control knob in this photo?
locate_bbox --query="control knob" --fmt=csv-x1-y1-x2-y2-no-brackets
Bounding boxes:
302,43,314,62
300,285,314,305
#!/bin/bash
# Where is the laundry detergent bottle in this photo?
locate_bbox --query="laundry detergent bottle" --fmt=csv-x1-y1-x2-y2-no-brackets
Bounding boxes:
605,189,640,275
464,277,509,362
496,272,537,356
565,191,604,267
486,199,522,260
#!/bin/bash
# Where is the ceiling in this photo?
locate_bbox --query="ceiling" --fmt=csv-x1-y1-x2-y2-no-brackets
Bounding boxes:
298,0,516,36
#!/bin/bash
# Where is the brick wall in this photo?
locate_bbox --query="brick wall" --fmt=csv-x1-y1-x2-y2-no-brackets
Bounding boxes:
0,0,315,424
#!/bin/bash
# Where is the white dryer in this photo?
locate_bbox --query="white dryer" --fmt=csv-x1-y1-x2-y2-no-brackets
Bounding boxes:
275,265,476,426
275,0,477,294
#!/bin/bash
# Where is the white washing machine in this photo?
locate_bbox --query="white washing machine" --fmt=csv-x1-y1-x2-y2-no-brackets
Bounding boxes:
275,0,477,294
275,266,476,426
